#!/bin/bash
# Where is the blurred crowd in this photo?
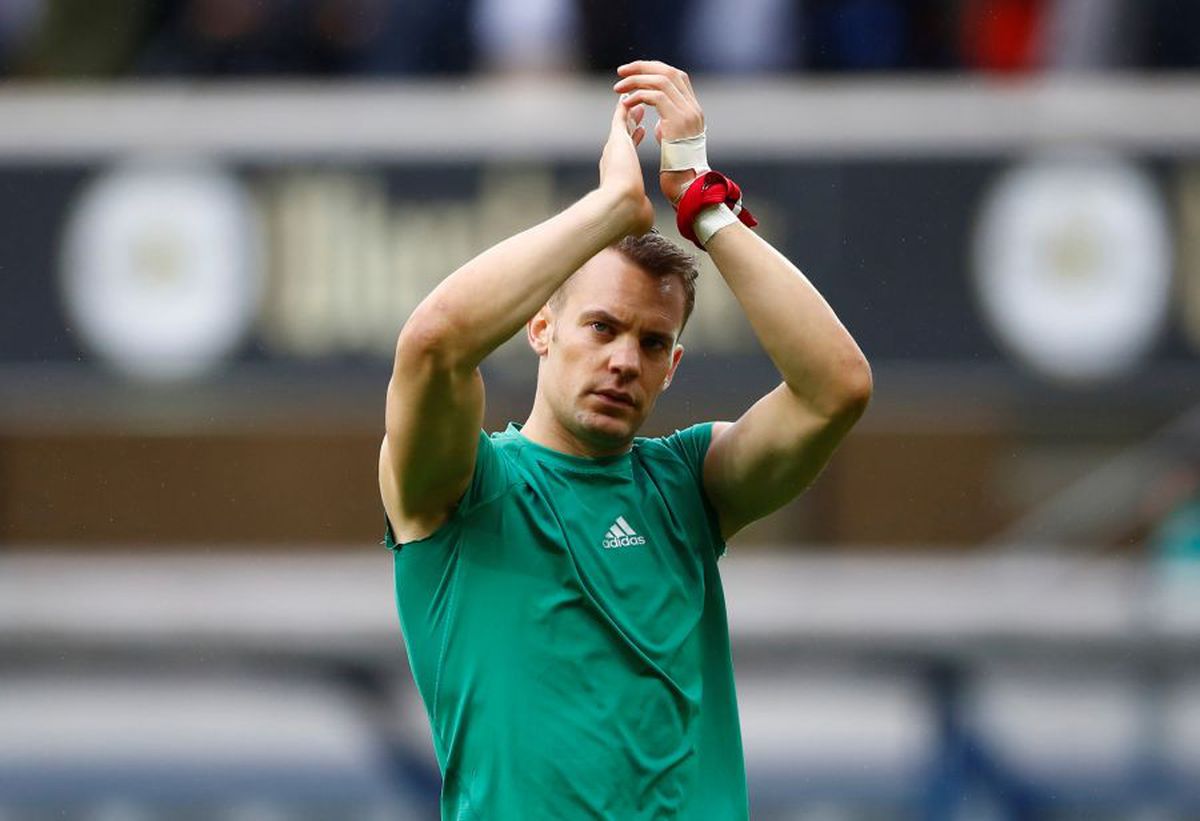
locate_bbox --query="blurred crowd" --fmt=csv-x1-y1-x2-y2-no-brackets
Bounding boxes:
0,0,1197,79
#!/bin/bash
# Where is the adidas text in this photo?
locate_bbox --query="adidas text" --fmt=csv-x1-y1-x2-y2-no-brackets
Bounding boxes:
602,516,646,549
603,533,647,549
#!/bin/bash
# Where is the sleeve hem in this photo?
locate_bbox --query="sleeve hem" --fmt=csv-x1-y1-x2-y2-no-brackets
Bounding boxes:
692,423,729,559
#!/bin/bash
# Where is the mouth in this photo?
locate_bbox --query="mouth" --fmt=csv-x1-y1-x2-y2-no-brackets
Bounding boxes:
592,389,636,408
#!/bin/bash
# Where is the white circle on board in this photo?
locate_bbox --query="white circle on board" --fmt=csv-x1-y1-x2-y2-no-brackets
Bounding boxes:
60,161,263,382
972,153,1172,384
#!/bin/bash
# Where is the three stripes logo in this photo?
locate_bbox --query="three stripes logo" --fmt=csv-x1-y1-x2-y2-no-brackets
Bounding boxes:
601,516,647,549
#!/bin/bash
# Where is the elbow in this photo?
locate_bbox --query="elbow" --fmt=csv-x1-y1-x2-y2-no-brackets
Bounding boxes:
845,358,874,417
782,352,873,426
828,354,873,424
395,305,468,371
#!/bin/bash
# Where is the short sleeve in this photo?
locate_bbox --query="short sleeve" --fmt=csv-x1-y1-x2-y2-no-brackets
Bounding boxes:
661,422,714,479
660,423,727,559
383,430,511,551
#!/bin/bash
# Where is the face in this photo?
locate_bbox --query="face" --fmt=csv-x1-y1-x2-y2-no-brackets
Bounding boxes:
528,249,686,452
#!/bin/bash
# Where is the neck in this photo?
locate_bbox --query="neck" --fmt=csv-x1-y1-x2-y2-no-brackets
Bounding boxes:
521,394,631,459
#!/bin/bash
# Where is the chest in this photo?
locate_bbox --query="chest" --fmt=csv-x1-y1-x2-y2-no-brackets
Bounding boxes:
513,463,711,651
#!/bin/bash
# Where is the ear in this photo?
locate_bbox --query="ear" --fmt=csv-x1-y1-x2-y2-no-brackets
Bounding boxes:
527,307,552,357
663,344,685,389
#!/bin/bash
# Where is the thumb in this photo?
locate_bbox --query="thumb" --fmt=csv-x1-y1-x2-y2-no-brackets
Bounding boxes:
610,97,632,139
612,95,644,138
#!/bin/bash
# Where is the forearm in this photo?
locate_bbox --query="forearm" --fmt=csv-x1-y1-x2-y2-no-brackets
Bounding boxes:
397,187,641,370
707,222,872,417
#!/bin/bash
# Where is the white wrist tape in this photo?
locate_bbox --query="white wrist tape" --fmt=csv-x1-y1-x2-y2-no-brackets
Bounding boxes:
694,203,738,247
661,129,710,173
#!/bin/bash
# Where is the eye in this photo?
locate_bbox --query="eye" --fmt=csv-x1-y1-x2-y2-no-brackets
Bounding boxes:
590,321,612,334
643,337,668,351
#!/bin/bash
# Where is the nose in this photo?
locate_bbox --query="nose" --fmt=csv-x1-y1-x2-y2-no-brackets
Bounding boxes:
608,336,641,380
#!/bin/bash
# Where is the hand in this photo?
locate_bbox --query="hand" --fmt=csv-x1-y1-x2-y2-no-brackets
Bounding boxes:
598,97,655,236
614,60,705,206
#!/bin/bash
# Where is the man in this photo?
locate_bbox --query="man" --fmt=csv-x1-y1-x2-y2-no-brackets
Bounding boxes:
379,61,871,820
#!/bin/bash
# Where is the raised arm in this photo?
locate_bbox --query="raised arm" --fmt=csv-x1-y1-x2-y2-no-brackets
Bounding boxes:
380,101,655,542
700,224,872,539
615,61,872,540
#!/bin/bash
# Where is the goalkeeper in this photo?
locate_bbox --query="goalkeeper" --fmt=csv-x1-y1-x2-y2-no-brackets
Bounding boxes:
378,60,871,819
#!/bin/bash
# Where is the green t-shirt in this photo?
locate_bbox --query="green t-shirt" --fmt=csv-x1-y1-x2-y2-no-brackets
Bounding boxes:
384,422,748,820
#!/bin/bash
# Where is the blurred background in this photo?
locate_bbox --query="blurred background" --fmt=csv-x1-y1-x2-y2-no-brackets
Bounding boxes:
2,0,1200,818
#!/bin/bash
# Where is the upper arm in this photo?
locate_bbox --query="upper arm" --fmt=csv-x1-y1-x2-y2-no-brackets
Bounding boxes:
379,320,486,542
702,383,867,539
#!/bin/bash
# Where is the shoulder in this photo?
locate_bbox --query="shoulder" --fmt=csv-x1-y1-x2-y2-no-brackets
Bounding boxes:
466,427,525,499
636,422,718,466
635,423,729,558
485,425,525,457
386,426,522,547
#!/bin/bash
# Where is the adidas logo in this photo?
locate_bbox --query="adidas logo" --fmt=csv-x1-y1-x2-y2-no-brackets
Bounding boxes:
601,516,646,549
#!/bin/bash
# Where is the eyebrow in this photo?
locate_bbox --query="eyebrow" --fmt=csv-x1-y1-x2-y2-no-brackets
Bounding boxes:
579,309,675,345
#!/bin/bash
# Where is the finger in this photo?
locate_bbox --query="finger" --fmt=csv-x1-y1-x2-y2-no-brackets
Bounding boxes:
610,98,632,137
613,73,684,103
618,59,684,78
621,88,702,141
619,88,671,112
615,74,695,123
616,96,647,135
629,103,646,135
617,61,692,97
620,100,646,125
631,125,646,148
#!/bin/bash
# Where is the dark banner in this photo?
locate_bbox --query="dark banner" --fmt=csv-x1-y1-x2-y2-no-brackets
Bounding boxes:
3,156,1198,392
